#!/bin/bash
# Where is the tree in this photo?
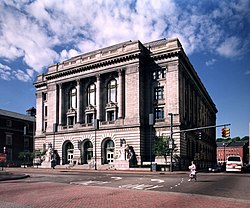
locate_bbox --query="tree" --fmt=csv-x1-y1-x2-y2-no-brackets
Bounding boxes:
153,136,177,157
153,136,167,156
241,136,249,141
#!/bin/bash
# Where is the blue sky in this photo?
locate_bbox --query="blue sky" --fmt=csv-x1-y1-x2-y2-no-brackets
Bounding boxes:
0,0,249,138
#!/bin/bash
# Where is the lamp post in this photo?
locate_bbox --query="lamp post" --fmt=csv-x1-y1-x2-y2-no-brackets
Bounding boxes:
149,114,154,171
169,113,174,172
94,119,99,170
223,142,226,162
52,123,57,168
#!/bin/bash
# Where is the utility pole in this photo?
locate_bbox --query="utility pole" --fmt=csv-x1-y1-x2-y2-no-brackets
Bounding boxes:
149,114,154,171
94,119,99,170
169,113,173,172
166,113,230,172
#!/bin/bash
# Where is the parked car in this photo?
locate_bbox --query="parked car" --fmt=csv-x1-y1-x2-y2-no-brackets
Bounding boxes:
208,164,222,172
226,155,243,172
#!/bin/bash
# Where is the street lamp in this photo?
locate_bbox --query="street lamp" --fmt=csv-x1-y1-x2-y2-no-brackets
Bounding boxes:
169,113,174,172
149,113,154,171
52,123,58,168
94,119,99,170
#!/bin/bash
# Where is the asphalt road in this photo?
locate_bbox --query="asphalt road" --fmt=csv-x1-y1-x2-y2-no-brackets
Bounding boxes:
5,168,250,200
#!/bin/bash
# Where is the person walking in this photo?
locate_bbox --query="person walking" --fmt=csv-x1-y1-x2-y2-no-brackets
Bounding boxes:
188,161,197,181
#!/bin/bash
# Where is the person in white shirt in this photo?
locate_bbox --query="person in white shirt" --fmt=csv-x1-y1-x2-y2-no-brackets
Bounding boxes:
188,161,197,181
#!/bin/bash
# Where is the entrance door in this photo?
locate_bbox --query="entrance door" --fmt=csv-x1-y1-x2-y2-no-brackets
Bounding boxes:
105,140,114,164
107,151,114,163
63,141,74,165
67,149,74,164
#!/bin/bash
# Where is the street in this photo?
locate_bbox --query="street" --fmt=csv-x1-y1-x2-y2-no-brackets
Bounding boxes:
0,168,249,208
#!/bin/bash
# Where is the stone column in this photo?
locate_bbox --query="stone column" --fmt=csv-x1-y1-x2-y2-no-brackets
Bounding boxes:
118,69,123,118
96,74,101,120
76,79,81,123
58,83,62,126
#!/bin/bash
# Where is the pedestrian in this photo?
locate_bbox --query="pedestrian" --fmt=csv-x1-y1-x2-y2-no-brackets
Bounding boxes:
188,161,197,181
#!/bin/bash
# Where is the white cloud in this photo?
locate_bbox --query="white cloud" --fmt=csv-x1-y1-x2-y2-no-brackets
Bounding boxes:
0,0,249,82
216,37,243,58
0,63,31,82
206,59,217,67
59,49,80,62
13,69,31,82
0,63,12,80
245,71,250,75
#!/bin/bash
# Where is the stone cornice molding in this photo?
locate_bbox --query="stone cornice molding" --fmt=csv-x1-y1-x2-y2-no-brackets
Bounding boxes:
46,52,141,81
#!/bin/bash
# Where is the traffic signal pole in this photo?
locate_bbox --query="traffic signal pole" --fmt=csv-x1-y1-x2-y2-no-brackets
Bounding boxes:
167,120,230,172
173,123,231,135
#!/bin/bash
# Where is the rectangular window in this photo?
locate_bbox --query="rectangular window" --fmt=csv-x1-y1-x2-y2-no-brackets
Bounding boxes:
87,114,93,124
6,120,12,127
107,111,115,121
44,106,48,117
24,137,29,149
43,93,47,101
68,116,75,126
155,107,164,119
153,68,166,80
6,134,12,145
154,87,164,100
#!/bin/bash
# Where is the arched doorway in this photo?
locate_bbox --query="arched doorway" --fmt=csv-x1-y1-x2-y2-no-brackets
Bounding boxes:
82,140,93,164
102,139,115,164
62,141,74,165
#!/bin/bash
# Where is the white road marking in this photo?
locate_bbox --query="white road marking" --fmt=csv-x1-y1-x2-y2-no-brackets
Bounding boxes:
70,180,110,185
151,179,165,183
111,177,122,180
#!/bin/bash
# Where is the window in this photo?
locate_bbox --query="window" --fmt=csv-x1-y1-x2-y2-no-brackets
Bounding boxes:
87,114,94,124
6,134,12,145
155,107,164,119
107,80,117,102
43,93,47,101
154,87,164,100
44,106,48,117
153,68,166,80
69,88,77,109
24,137,29,149
68,116,74,126
107,111,115,121
6,120,12,127
88,84,96,106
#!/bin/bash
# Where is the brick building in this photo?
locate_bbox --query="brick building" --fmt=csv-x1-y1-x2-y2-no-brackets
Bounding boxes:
0,108,36,165
34,38,217,170
217,141,249,164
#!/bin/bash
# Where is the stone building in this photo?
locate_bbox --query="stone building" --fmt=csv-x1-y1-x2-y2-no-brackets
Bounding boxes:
34,38,217,170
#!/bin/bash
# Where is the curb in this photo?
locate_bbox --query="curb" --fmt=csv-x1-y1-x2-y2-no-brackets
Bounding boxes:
0,173,30,181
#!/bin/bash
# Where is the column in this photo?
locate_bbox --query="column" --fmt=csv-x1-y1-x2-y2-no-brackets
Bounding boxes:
76,79,81,123
118,69,123,118
96,74,101,120
58,84,62,126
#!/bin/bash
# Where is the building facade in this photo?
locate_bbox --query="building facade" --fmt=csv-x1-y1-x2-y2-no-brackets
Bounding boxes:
217,141,249,165
0,108,35,165
34,38,217,170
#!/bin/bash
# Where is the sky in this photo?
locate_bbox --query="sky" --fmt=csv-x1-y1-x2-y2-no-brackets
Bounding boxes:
0,0,249,138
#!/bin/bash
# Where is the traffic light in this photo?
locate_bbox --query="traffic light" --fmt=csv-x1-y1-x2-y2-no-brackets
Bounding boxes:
221,127,230,138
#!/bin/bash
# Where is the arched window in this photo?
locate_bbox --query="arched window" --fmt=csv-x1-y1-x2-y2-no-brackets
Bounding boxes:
69,88,77,109
88,84,96,106
107,79,117,102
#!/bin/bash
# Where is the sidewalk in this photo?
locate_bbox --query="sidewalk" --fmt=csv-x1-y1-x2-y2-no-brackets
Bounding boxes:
0,170,30,181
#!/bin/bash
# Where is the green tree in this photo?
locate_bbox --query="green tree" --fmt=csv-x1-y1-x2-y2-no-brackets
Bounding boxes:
241,136,249,141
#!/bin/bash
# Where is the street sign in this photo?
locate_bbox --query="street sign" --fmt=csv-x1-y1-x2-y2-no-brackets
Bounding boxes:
0,153,7,162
